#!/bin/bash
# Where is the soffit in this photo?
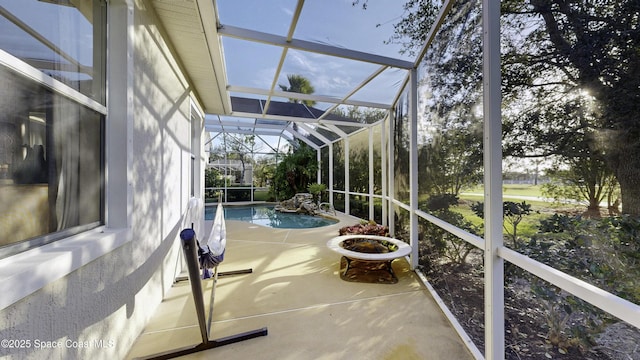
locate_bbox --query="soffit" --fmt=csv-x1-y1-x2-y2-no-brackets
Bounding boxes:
151,0,229,115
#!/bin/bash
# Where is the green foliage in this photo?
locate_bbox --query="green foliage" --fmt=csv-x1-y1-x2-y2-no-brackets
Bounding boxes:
270,143,318,200
204,167,220,188
472,201,534,248
389,0,640,215
517,213,640,353
420,194,480,266
538,213,576,234
424,193,459,211
279,74,316,107
597,215,640,262
253,157,276,188
204,168,225,201
526,215,640,305
529,281,601,353
307,183,326,204
332,105,387,124
418,127,483,196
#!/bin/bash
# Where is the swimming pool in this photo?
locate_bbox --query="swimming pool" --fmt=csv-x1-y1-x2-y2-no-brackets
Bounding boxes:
205,204,338,229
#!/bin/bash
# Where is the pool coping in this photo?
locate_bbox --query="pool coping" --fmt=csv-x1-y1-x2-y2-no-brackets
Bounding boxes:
205,202,341,228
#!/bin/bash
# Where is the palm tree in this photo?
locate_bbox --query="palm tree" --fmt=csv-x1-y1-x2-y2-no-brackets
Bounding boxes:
279,74,316,107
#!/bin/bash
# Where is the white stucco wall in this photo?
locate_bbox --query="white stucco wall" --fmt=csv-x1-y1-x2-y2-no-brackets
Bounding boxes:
0,1,203,359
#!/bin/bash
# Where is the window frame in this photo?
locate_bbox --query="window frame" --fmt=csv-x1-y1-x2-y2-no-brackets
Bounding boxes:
0,1,107,258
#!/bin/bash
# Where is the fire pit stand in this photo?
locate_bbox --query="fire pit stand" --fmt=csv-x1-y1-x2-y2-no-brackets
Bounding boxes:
327,235,412,284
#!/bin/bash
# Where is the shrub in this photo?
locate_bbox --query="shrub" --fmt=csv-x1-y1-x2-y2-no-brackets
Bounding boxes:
538,213,576,234
419,194,480,267
307,183,326,204
472,200,534,249
423,193,459,211
420,209,480,266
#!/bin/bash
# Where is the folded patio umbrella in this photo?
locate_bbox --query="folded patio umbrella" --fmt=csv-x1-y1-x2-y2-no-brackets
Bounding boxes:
183,197,205,239
198,203,226,278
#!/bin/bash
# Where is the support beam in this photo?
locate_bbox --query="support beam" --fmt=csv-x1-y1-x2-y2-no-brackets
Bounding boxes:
314,65,391,123
409,69,419,270
229,111,372,128
287,127,321,150
218,25,414,69
344,137,350,215
381,114,388,227
228,85,391,110
329,142,334,208
414,0,456,67
317,149,321,184
368,127,375,221
262,0,303,116
388,109,396,236
297,123,331,145
483,0,505,357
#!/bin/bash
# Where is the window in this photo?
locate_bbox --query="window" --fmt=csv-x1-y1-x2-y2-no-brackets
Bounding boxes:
0,0,106,257
0,0,107,104
191,105,203,198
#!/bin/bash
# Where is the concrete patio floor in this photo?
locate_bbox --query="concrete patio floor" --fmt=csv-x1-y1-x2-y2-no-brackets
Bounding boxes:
126,211,474,360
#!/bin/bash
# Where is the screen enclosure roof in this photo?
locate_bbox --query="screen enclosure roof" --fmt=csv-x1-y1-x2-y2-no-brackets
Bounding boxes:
149,0,440,147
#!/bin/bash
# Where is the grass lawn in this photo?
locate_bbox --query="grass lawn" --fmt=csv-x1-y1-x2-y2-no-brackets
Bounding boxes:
453,203,550,239
462,184,546,198
254,189,270,201
451,184,582,240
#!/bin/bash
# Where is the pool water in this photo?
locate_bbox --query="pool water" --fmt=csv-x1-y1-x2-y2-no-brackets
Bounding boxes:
205,205,338,229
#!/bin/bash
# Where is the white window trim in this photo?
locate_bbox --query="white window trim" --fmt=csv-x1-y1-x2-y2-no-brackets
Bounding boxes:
0,227,131,310
0,21,113,311
0,50,107,114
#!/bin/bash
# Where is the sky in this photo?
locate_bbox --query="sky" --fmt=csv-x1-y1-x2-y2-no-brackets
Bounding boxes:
215,0,414,107
208,1,418,153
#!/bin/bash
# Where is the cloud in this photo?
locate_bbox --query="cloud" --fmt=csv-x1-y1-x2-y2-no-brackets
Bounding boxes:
281,5,293,17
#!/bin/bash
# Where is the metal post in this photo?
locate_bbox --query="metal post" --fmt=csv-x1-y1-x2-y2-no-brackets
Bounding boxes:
381,116,388,227
409,69,419,270
329,142,334,207
317,148,321,185
344,137,350,215
368,127,375,221
483,0,505,358
388,108,396,236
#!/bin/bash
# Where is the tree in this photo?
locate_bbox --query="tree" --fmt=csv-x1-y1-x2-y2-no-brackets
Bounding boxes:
364,0,485,199
418,109,484,197
542,152,619,217
279,74,316,107
383,0,640,216
332,105,387,124
205,167,221,187
503,0,640,216
307,183,327,205
204,167,224,200
253,156,276,187
271,143,318,199
210,134,259,185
